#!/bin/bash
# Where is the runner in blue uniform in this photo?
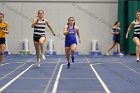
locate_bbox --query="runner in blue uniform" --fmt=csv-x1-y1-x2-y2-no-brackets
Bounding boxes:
63,17,81,68
105,21,123,56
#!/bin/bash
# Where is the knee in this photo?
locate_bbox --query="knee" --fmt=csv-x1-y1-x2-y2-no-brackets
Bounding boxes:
71,47,76,52
65,50,70,54
39,41,44,45
138,45,140,48
136,44,140,47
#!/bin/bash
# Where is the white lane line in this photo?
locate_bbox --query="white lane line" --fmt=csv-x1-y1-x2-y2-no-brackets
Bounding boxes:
0,57,34,81
19,77,50,80
0,64,34,93
0,77,50,80
90,65,111,93
60,78,97,80
1,63,11,66
91,62,123,66
52,64,65,93
43,56,61,93
6,90,42,93
85,57,111,93
120,63,140,76
0,62,25,67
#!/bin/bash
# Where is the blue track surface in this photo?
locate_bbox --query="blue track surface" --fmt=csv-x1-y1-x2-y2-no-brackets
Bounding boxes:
0,55,140,93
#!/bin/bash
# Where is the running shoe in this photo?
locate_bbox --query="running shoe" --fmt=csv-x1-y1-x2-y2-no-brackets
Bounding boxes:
41,54,46,60
136,60,139,63
37,58,40,68
67,63,70,68
105,52,109,56
118,53,124,56
71,55,75,63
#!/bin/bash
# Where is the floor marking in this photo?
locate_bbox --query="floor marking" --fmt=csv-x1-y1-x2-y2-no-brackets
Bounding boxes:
0,64,34,93
91,62,123,66
1,63,11,66
85,57,111,93
43,56,62,93
0,62,25,67
52,64,65,93
120,63,140,76
60,77,97,80
0,57,34,81
19,77,51,80
3,90,42,93
0,77,51,80
90,64,111,93
57,90,100,93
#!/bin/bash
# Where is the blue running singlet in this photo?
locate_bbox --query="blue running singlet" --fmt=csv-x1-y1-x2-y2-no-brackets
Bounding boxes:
65,25,77,47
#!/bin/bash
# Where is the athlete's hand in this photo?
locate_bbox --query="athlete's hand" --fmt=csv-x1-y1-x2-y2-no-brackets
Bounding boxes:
66,31,69,35
53,33,55,36
2,30,8,34
2,30,5,32
125,34,128,39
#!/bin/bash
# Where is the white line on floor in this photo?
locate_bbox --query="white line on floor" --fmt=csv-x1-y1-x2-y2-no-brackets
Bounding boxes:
85,57,111,93
0,57,34,81
52,64,65,93
0,64,34,93
120,63,140,76
0,62,25,67
43,56,62,93
90,64,111,93
60,77,97,80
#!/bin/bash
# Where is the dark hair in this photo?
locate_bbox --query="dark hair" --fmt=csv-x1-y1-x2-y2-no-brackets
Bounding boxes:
114,21,119,26
0,12,4,18
38,10,44,15
136,11,140,14
67,17,75,26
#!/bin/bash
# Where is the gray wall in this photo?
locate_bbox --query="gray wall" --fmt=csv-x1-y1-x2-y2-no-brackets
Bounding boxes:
0,0,118,55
